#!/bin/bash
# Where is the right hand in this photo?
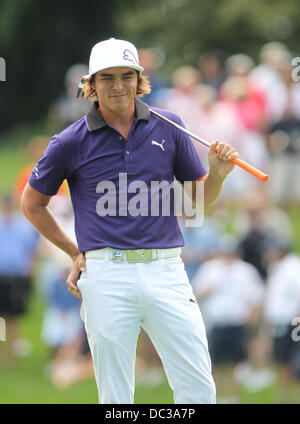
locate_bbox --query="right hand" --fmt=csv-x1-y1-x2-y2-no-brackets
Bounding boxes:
66,252,86,298
208,140,238,180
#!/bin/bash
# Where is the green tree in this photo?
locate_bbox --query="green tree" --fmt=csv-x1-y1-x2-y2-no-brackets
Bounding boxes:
115,0,300,75
0,0,119,132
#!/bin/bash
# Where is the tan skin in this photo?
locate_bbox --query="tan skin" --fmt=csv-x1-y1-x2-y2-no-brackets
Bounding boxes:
21,66,238,299
91,67,139,139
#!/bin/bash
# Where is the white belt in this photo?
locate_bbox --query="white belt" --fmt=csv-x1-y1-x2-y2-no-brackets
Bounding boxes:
85,247,181,263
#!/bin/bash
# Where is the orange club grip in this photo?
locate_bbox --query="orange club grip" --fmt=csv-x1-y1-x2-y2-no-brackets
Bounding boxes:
214,147,269,182
231,157,269,182
148,109,269,183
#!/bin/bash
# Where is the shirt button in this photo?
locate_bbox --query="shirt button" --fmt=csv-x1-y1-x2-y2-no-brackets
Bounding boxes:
119,136,123,141
126,150,130,155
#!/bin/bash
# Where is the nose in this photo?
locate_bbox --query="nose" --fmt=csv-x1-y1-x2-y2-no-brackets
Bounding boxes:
112,78,124,91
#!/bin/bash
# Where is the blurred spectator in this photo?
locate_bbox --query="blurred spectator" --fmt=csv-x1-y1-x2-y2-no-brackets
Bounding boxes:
235,186,292,239
48,63,91,130
160,65,202,134
160,65,215,175
250,42,298,125
220,54,267,132
192,84,244,169
180,214,221,282
235,187,293,280
267,116,300,206
198,50,227,93
37,194,93,387
0,193,39,367
160,57,269,202
138,48,169,106
263,238,300,402
265,56,300,206
192,235,264,400
217,54,269,201
14,135,50,203
39,196,81,349
15,135,69,205
193,84,244,152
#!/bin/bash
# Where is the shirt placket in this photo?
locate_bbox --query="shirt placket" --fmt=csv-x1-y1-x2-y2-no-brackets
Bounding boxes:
123,123,136,174
107,122,136,174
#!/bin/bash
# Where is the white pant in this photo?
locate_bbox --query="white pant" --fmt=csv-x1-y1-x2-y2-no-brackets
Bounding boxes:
78,256,216,404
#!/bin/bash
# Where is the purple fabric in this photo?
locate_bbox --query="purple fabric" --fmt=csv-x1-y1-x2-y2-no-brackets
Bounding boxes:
29,99,207,252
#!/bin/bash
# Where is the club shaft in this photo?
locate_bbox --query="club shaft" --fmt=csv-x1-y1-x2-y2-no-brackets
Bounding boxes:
149,108,211,148
149,108,269,182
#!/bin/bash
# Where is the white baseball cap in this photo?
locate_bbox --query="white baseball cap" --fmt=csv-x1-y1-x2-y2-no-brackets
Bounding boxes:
83,37,144,79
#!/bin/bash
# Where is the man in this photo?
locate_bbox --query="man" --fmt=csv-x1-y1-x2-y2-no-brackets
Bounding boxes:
21,38,238,404
0,194,39,366
192,236,264,400
263,238,300,402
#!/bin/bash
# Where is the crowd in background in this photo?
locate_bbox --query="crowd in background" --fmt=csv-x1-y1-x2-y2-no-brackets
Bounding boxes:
0,40,300,403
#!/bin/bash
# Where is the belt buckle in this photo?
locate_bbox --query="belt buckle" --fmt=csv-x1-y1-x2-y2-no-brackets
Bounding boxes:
112,249,124,263
126,249,152,263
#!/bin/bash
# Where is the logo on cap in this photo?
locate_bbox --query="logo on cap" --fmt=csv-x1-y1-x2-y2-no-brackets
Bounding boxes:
123,49,138,66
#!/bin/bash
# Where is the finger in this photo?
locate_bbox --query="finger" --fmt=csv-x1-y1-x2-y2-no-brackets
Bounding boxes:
216,143,231,159
209,140,219,153
228,151,239,161
68,286,82,299
66,279,80,295
224,149,238,161
66,280,82,298
66,268,81,290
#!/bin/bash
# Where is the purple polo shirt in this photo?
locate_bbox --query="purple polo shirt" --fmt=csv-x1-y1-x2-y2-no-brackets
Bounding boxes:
28,98,207,252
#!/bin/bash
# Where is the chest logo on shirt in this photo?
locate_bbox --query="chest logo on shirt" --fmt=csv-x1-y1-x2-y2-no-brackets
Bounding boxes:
151,139,165,152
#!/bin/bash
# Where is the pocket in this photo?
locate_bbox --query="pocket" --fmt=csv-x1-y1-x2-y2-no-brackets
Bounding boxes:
85,258,107,277
163,256,185,271
77,259,107,291
162,257,191,288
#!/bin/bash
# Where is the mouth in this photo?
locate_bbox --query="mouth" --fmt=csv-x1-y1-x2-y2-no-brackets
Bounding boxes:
110,94,127,99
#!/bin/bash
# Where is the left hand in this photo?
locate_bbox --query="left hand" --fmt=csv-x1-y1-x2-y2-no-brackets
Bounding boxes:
66,252,86,299
208,140,239,180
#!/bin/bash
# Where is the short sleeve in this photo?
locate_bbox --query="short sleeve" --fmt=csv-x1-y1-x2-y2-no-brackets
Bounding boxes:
174,117,207,184
28,135,68,196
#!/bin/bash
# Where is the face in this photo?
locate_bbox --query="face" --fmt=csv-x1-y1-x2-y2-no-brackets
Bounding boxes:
92,67,138,114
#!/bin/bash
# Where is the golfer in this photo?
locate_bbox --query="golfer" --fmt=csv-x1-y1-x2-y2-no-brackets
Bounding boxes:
21,38,238,404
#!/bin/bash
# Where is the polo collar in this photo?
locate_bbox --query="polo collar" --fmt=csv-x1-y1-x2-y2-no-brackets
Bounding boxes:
86,97,149,131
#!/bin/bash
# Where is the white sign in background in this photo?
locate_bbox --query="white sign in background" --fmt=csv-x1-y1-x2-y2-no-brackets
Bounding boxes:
0,57,6,81
0,317,6,342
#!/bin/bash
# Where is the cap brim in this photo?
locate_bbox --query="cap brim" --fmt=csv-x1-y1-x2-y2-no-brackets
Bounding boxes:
83,64,144,80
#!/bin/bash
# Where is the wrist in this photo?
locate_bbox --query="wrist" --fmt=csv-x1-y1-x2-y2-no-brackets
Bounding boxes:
207,169,226,183
70,251,81,262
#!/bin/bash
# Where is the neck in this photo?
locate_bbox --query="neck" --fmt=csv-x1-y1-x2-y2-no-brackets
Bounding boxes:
98,102,135,128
